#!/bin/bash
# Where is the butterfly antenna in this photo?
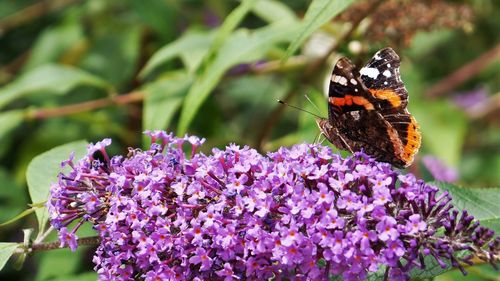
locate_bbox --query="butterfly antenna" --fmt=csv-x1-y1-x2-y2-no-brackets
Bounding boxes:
277,100,324,119
304,94,323,115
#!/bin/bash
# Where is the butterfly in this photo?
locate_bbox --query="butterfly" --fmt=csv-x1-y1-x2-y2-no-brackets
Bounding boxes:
316,47,421,168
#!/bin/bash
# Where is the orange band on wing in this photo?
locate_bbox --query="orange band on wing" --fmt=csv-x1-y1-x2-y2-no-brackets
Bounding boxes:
329,96,374,110
368,89,402,108
401,116,421,164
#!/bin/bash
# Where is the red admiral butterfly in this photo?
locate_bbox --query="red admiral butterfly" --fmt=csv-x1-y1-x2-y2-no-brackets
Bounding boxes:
317,47,421,168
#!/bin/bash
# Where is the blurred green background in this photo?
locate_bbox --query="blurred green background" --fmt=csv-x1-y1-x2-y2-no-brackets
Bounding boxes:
0,0,498,280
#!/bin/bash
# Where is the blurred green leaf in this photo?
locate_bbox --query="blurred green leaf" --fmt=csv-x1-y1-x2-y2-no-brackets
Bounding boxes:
0,169,25,224
0,243,18,271
49,272,98,281
461,151,500,187
126,0,177,41
0,208,35,227
434,182,500,232
412,100,467,167
0,110,23,157
143,72,193,132
407,29,455,58
221,75,290,142
26,140,88,235
283,0,354,60
252,0,298,23
35,247,86,281
23,20,83,71
435,263,500,281
178,21,300,134
79,25,141,89
205,0,257,65
0,64,111,110
140,31,215,77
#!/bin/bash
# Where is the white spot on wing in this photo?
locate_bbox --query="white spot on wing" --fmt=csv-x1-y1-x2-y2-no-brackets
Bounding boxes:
351,111,360,120
350,79,357,85
332,75,347,86
339,77,347,86
374,52,382,60
387,64,391,67
360,67,379,79
384,81,388,85
383,70,391,77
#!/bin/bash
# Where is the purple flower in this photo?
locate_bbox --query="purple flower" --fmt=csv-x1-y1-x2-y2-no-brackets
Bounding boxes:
405,214,427,235
216,263,236,281
189,247,213,271
422,155,459,183
47,131,500,281
377,216,400,241
58,227,78,252
453,86,488,110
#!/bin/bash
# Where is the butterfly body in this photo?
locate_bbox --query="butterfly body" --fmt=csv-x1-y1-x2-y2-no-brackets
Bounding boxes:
318,48,421,168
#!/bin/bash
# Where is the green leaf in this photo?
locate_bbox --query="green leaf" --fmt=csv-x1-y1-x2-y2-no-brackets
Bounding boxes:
23,20,83,71
221,75,291,142
252,0,297,23
78,25,141,89
143,72,193,131
49,272,98,281
0,110,23,157
0,243,19,271
26,140,88,235
140,31,215,78
126,0,177,41
283,0,354,60
0,110,23,138
177,22,300,134
409,255,451,279
0,168,25,223
0,64,111,110
412,100,467,167
435,263,500,281
204,0,257,65
142,0,255,79
35,247,86,281
434,182,500,232
0,208,36,227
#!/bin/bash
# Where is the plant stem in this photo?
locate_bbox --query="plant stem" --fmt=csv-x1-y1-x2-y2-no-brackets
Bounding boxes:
26,91,145,120
16,236,101,254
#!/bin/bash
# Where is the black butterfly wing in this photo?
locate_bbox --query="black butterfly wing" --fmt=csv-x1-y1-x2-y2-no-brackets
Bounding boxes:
327,57,378,121
359,47,409,111
359,47,421,166
336,110,407,168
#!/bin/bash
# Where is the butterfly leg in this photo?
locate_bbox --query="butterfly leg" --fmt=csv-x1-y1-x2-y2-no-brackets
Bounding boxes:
315,131,326,144
337,132,354,154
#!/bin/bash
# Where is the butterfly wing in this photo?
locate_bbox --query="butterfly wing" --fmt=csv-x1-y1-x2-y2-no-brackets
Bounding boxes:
327,57,377,121
359,47,409,111
342,110,407,167
359,47,421,166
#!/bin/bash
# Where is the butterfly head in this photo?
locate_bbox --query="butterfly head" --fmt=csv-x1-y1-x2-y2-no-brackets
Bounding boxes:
316,118,334,142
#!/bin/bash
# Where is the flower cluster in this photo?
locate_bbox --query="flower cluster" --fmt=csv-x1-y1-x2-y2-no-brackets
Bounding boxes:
47,131,499,281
